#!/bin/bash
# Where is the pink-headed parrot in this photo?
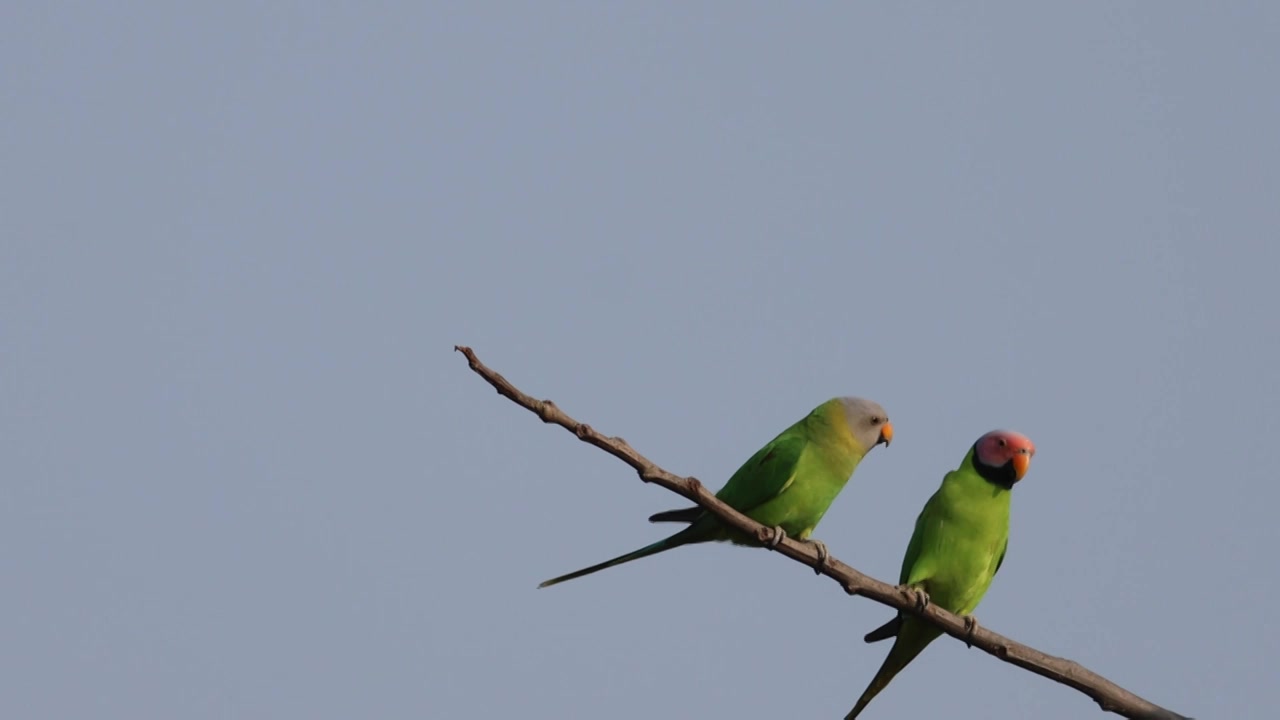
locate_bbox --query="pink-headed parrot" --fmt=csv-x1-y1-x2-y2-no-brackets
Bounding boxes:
539,397,893,588
846,429,1036,719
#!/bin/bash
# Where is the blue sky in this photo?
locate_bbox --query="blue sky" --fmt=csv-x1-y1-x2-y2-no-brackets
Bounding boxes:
4,3,1277,718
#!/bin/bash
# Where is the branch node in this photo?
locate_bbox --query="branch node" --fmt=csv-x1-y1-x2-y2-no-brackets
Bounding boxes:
843,581,861,597
574,422,592,439
536,400,558,422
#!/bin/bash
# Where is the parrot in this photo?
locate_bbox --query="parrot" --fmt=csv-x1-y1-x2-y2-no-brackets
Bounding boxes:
538,397,893,588
845,429,1036,719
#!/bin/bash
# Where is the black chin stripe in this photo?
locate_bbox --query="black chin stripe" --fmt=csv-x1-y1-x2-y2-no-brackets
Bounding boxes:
974,452,1017,490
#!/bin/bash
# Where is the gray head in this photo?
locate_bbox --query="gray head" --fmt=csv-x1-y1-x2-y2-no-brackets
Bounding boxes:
836,397,893,452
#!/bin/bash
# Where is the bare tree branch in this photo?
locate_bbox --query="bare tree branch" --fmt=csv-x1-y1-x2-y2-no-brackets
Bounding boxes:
455,345,1191,720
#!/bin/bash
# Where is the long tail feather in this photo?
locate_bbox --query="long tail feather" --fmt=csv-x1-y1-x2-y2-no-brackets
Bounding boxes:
845,628,934,719
647,506,703,524
863,616,902,643
538,531,692,588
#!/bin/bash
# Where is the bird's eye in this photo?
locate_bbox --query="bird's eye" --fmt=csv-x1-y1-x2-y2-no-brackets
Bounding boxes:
998,438,1007,447
871,416,881,424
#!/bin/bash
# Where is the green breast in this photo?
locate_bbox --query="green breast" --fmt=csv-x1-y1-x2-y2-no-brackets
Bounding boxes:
914,469,1011,614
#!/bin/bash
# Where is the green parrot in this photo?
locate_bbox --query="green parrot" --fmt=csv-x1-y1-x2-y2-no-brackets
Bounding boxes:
846,429,1036,719
538,397,893,588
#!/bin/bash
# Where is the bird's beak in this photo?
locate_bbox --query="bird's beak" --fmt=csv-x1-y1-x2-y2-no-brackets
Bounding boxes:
877,422,894,447
1011,451,1032,481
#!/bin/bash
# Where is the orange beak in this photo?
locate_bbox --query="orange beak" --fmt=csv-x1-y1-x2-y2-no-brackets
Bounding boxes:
1012,451,1032,481
878,422,894,447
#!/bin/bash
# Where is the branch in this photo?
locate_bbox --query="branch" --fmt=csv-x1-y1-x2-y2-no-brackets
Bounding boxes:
455,345,1192,720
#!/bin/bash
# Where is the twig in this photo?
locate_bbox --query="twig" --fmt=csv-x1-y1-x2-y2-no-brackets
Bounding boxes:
455,345,1192,720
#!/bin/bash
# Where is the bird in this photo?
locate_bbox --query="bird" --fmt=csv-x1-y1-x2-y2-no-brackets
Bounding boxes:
538,397,893,588
846,429,1036,719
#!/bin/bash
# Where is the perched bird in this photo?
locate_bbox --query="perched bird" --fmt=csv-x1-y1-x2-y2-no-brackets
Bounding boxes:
846,429,1036,719
538,397,893,588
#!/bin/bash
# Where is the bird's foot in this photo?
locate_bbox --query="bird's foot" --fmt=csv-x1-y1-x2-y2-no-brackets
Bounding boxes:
803,538,829,574
961,614,980,647
766,525,787,549
897,584,930,612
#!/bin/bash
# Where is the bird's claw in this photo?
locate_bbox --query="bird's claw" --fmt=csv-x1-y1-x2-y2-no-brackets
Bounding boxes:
804,539,829,574
767,525,787,549
898,584,930,612
962,615,979,647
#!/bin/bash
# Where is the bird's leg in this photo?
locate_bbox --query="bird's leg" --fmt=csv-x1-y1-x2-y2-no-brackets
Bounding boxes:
897,584,930,613
767,525,787,549
961,615,980,647
802,538,829,574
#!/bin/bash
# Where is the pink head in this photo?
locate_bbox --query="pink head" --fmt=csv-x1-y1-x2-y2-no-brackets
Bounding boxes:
972,430,1036,488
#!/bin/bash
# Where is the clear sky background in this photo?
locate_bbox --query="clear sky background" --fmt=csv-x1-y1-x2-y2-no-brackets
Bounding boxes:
3,3,1277,719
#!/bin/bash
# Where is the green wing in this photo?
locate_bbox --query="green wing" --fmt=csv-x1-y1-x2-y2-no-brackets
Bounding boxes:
993,536,1008,576
862,493,941,645
899,491,940,586
712,427,808,514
